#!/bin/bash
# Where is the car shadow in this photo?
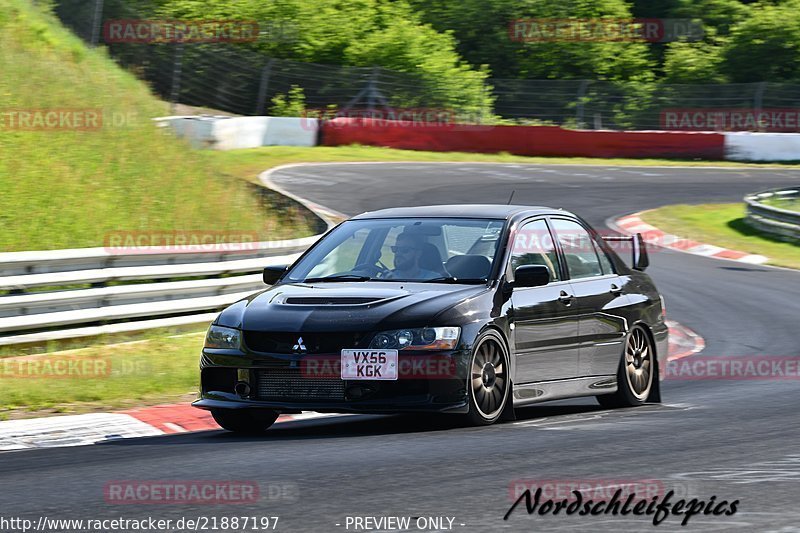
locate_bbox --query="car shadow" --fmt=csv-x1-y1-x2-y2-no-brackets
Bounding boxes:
99,400,616,447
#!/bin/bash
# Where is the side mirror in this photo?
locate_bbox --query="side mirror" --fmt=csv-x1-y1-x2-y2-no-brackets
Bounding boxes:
514,265,550,288
602,233,649,271
632,233,649,271
263,265,288,285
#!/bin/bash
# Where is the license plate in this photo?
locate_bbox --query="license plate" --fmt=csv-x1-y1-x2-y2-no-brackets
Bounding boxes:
341,349,398,380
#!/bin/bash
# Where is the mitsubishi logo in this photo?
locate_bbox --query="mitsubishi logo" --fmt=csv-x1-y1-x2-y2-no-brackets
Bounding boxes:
292,337,307,353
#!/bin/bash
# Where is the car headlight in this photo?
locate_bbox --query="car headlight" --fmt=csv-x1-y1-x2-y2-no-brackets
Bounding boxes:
369,327,460,351
204,325,241,349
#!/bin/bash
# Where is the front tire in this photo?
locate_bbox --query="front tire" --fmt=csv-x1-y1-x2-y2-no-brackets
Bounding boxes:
465,331,510,426
211,409,280,434
596,325,654,408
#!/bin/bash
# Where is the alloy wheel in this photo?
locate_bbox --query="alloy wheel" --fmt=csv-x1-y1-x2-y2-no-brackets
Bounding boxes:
470,338,508,419
624,327,653,401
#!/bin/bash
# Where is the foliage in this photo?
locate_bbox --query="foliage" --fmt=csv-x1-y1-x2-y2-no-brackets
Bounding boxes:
721,1,800,83
408,0,655,83
46,0,800,124
662,41,727,83
153,0,493,113
270,85,307,117
407,0,800,86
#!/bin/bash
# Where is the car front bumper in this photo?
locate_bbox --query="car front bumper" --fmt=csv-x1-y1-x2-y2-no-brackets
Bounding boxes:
193,348,472,415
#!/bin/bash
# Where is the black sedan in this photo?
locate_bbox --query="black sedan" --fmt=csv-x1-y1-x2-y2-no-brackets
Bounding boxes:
193,205,668,432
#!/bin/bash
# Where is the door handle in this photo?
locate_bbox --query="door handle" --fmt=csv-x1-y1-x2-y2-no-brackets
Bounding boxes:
610,284,622,295
558,290,574,304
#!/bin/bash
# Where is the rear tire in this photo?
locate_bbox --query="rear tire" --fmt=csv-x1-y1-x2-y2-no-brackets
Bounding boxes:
596,325,654,408
465,331,510,426
211,409,280,434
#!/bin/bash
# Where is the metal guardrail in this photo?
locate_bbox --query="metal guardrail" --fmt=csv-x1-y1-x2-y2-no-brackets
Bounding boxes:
0,251,307,345
1,256,291,291
0,238,323,347
744,188,800,242
0,164,342,347
0,235,319,277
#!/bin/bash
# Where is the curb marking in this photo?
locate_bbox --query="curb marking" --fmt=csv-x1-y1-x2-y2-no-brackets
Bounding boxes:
615,213,769,265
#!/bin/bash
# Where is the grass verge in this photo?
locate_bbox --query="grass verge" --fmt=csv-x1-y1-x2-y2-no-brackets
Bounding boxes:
0,0,311,252
762,197,800,212
640,203,800,270
0,326,206,420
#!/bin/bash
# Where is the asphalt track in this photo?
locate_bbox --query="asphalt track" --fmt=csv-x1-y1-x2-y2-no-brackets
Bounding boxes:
2,163,800,532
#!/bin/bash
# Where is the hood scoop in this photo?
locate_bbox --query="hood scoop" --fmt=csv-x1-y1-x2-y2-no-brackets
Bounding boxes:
283,296,387,306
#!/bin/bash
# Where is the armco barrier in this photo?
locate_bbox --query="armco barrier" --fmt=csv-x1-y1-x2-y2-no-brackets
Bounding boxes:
321,119,725,159
0,170,333,345
744,188,800,241
0,235,320,277
155,116,319,150
725,132,800,162
0,254,301,346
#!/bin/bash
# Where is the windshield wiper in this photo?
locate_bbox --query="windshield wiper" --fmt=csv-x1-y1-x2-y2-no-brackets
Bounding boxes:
422,277,487,284
301,274,373,283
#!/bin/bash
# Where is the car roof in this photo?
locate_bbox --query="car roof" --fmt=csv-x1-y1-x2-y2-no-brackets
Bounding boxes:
351,204,569,220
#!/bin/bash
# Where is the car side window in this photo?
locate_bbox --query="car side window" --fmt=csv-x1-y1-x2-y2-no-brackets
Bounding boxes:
510,219,560,282
594,239,616,275
550,219,604,280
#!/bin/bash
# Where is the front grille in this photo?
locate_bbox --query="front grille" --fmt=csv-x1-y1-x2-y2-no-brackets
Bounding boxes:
243,331,368,354
255,369,345,402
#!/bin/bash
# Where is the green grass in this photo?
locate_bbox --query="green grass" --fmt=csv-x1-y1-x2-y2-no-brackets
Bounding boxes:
0,0,310,252
640,203,800,270
762,197,800,212
0,328,206,418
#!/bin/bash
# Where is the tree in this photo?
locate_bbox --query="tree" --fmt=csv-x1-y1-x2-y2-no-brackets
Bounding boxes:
408,0,655,83
721,1,800,82
154,0,492,113
671,0,750,36
662,41,726,83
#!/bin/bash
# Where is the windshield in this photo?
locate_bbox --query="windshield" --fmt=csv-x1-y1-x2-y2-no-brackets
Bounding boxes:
285,217,506,283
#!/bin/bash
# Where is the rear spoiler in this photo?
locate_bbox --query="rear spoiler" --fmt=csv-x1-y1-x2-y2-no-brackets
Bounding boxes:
602,233,649,271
